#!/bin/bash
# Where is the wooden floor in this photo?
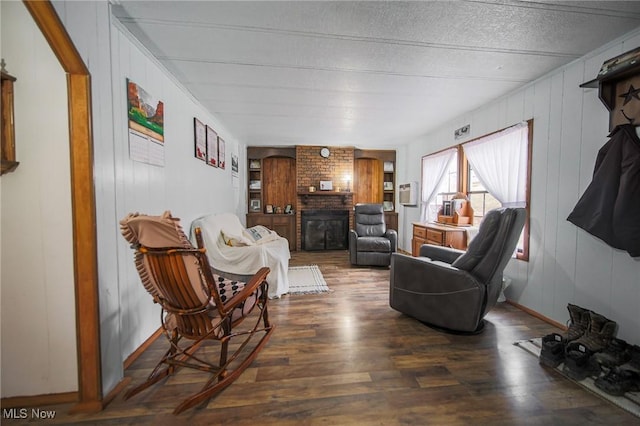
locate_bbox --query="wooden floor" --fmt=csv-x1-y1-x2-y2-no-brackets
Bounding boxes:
10,251,638,425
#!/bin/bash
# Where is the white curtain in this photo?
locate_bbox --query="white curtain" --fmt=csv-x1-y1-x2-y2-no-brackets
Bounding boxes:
420,148,457,222
463,122,528,207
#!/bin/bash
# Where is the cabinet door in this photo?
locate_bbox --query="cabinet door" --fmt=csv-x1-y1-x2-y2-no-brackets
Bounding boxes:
263,157,296,209
384,212,398,231
271,215,296,251
246,214,262,228
444,231,466,250
354,158,383,204
412,237,426,257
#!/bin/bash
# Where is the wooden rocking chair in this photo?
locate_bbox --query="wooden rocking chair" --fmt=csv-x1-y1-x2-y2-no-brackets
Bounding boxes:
119,211,275,414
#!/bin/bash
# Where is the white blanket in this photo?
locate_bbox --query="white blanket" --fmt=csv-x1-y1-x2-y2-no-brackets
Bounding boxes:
190,213,290,299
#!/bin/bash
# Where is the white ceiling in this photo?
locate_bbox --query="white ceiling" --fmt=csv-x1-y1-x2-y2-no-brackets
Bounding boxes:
112,1,640,149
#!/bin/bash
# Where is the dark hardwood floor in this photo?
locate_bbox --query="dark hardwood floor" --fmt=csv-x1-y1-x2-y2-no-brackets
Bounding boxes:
8,251,638,424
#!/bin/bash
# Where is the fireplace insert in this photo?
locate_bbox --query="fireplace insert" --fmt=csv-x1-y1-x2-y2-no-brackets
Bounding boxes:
301,210,349,250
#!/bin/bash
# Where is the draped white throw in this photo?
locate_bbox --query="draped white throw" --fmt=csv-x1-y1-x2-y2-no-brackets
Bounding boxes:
463,122,529,207
420,148,457,222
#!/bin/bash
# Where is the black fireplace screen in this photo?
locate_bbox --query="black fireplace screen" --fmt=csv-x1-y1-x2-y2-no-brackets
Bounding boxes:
301,210,349,250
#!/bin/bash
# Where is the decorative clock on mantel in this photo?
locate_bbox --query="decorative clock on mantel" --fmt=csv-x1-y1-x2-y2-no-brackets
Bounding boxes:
320,147,330,158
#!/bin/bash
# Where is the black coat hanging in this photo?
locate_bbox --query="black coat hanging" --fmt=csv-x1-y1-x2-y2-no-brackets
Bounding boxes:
567,124,640,257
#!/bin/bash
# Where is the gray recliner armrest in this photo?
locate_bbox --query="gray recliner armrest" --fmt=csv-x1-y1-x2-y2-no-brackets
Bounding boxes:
419,244,465,264
385,229,398,252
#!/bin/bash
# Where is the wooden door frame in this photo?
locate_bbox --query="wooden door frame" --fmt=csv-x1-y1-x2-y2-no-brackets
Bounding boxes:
24,0,102,413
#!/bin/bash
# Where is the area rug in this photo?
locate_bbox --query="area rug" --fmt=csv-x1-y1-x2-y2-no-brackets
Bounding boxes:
287,265,330,295
514,337,640,418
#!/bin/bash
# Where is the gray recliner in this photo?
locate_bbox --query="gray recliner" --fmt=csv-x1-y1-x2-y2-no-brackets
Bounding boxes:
389,207,526,333
349,203,397,266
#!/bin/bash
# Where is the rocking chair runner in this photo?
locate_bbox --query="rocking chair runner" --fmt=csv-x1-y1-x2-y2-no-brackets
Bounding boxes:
119,211,275,414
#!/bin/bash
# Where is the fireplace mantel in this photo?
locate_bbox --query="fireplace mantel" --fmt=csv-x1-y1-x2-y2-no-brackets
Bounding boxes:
298,191,354,205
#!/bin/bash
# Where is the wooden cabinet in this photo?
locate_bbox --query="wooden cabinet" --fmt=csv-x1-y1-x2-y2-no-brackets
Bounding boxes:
247,146,296,215
247,213,296,251
354,150,396,214
247,147,297,251
384,212,398,232
412,223,467,256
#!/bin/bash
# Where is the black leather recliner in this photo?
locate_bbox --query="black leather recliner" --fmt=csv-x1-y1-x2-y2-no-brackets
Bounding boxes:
390,207,526,333
349,203,397,266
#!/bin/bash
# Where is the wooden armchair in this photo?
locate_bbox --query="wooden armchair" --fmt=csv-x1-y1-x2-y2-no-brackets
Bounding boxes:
119,211,275,414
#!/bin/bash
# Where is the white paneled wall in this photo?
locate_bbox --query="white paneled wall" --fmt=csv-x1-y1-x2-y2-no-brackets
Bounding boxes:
399,30,640,342
51,1,247,396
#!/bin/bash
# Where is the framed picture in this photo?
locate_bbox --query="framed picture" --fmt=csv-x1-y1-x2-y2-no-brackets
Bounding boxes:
206,125,218,167
383,181,393,191
265,204,274,214
284,204,292,214
383,161,394,172
249,159,261,169
231,153,239,177
193,118,206,161
250,199,261,212
443,200,452,216
383,201,394,212
218,137,226,169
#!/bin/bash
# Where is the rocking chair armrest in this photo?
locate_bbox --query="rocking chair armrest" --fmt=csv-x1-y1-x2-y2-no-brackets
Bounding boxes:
220,266,270,313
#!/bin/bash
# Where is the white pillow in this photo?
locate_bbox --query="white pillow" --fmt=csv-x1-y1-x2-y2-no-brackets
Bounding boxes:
221,229,254,247
243,225,280,245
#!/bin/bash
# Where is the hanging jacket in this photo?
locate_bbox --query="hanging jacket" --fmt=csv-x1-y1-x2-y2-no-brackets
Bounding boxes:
567,124,640,257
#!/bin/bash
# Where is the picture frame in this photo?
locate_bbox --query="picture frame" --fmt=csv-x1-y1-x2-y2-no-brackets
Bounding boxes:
249,159,261,169
231,153,239,177
193,118,206,161
206,125,218,167
383,201,394,212
250,199,261,212
383,181,393,191
443,200,452,216
284,204,292,214
265,204,274,214
218,136,226,169
383,161,394,172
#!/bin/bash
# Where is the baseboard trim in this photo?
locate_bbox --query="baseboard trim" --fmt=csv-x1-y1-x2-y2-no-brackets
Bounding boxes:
123,326,164,370
101,376,131,408
1,391,78,409
506,299,567,331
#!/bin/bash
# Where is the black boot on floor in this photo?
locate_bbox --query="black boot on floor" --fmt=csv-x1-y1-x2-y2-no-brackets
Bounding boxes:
594,338,632,369
540,333,566,368
594,367,640,396
563,348,601,381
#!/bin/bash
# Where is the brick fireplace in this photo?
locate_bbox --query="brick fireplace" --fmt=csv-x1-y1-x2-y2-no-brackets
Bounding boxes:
296,146,354,250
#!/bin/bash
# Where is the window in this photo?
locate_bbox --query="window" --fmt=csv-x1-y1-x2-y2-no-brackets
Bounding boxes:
433,149,458,210
420,120,532,261
467,166,501,221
